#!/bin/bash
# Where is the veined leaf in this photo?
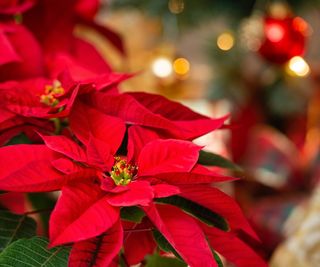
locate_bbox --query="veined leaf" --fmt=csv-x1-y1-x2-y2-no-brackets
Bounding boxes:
145,253,187,267
198,150,242,172
120,206,145,223
155,196,229,231
152,230,183,261
0,210,36,252
0,237,70,266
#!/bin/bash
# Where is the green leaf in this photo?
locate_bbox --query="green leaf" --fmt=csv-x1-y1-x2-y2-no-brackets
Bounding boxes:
0,237,70,267
145,253,187,267
198,150,242,171
213,251,224,267
0,210,36,252
152,230,183,261
5,133,31,146
156,196,229,231
120,206,145,223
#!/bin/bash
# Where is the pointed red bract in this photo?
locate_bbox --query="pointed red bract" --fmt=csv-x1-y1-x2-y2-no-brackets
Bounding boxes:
86,135,114,171
50,183,119,246
138,139,200,176
152,184,181,198
144,203,218,267
123,222,156,265
179,185,259,240
70,101,125,154
88,92,179,132
0,145,72,192
41,134,87,162
127,92,228,139
0,145,57,178
202,225,268,267
107,181,154,207
69,219,123,267
155,164,237,184
127,125,160,162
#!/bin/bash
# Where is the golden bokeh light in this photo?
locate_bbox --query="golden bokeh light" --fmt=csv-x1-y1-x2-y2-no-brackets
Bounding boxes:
286,56,310,77
173,57,190,76
217,32,235,51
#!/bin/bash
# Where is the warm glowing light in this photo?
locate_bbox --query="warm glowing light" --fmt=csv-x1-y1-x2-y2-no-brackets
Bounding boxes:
217,32,235,51
151,57,173,78
266,24,284,42
292,17,308,33
173,57,190,75
168,0,184,14
287,56,310,77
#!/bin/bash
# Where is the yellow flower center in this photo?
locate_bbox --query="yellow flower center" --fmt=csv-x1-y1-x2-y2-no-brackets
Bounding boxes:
109,157,138,186
40,80,65,107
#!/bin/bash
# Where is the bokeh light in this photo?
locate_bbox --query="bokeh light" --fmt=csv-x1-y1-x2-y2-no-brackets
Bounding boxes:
173,57,190,76
151,57,173,78
217,32,235,51
287,56,310,77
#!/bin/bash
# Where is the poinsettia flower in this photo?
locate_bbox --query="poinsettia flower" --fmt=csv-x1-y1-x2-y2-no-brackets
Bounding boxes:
0,102,239,266
0,75,79,119
0,102,266,266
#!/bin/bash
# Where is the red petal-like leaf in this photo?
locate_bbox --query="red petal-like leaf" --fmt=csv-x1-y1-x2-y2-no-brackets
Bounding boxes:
51,158,84,174
50,183,119,246
0,145,56,178
127,92,207,121
88,92,178,131
106,181,154,207
179,185,259,240
174,117,228,140
128,92,228,139
0,31,20,65
202,225,268,267
0,160,71,192
155,164,237,184
144,203,218,267
86,135,114,171
152,184,180,198
0,145,71,192
69,219,123,267
70,101,125,154
40,135,87,162
138,139,200,176
123,221,156,265
127,125,160,162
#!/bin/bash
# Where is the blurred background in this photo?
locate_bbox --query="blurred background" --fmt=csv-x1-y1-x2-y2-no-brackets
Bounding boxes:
81,0,320,266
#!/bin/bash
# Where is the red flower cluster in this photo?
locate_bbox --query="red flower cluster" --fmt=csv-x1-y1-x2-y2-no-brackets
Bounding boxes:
0,1,267,266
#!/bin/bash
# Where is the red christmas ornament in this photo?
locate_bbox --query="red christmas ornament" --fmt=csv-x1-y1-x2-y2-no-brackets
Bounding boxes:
259,15,308,64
